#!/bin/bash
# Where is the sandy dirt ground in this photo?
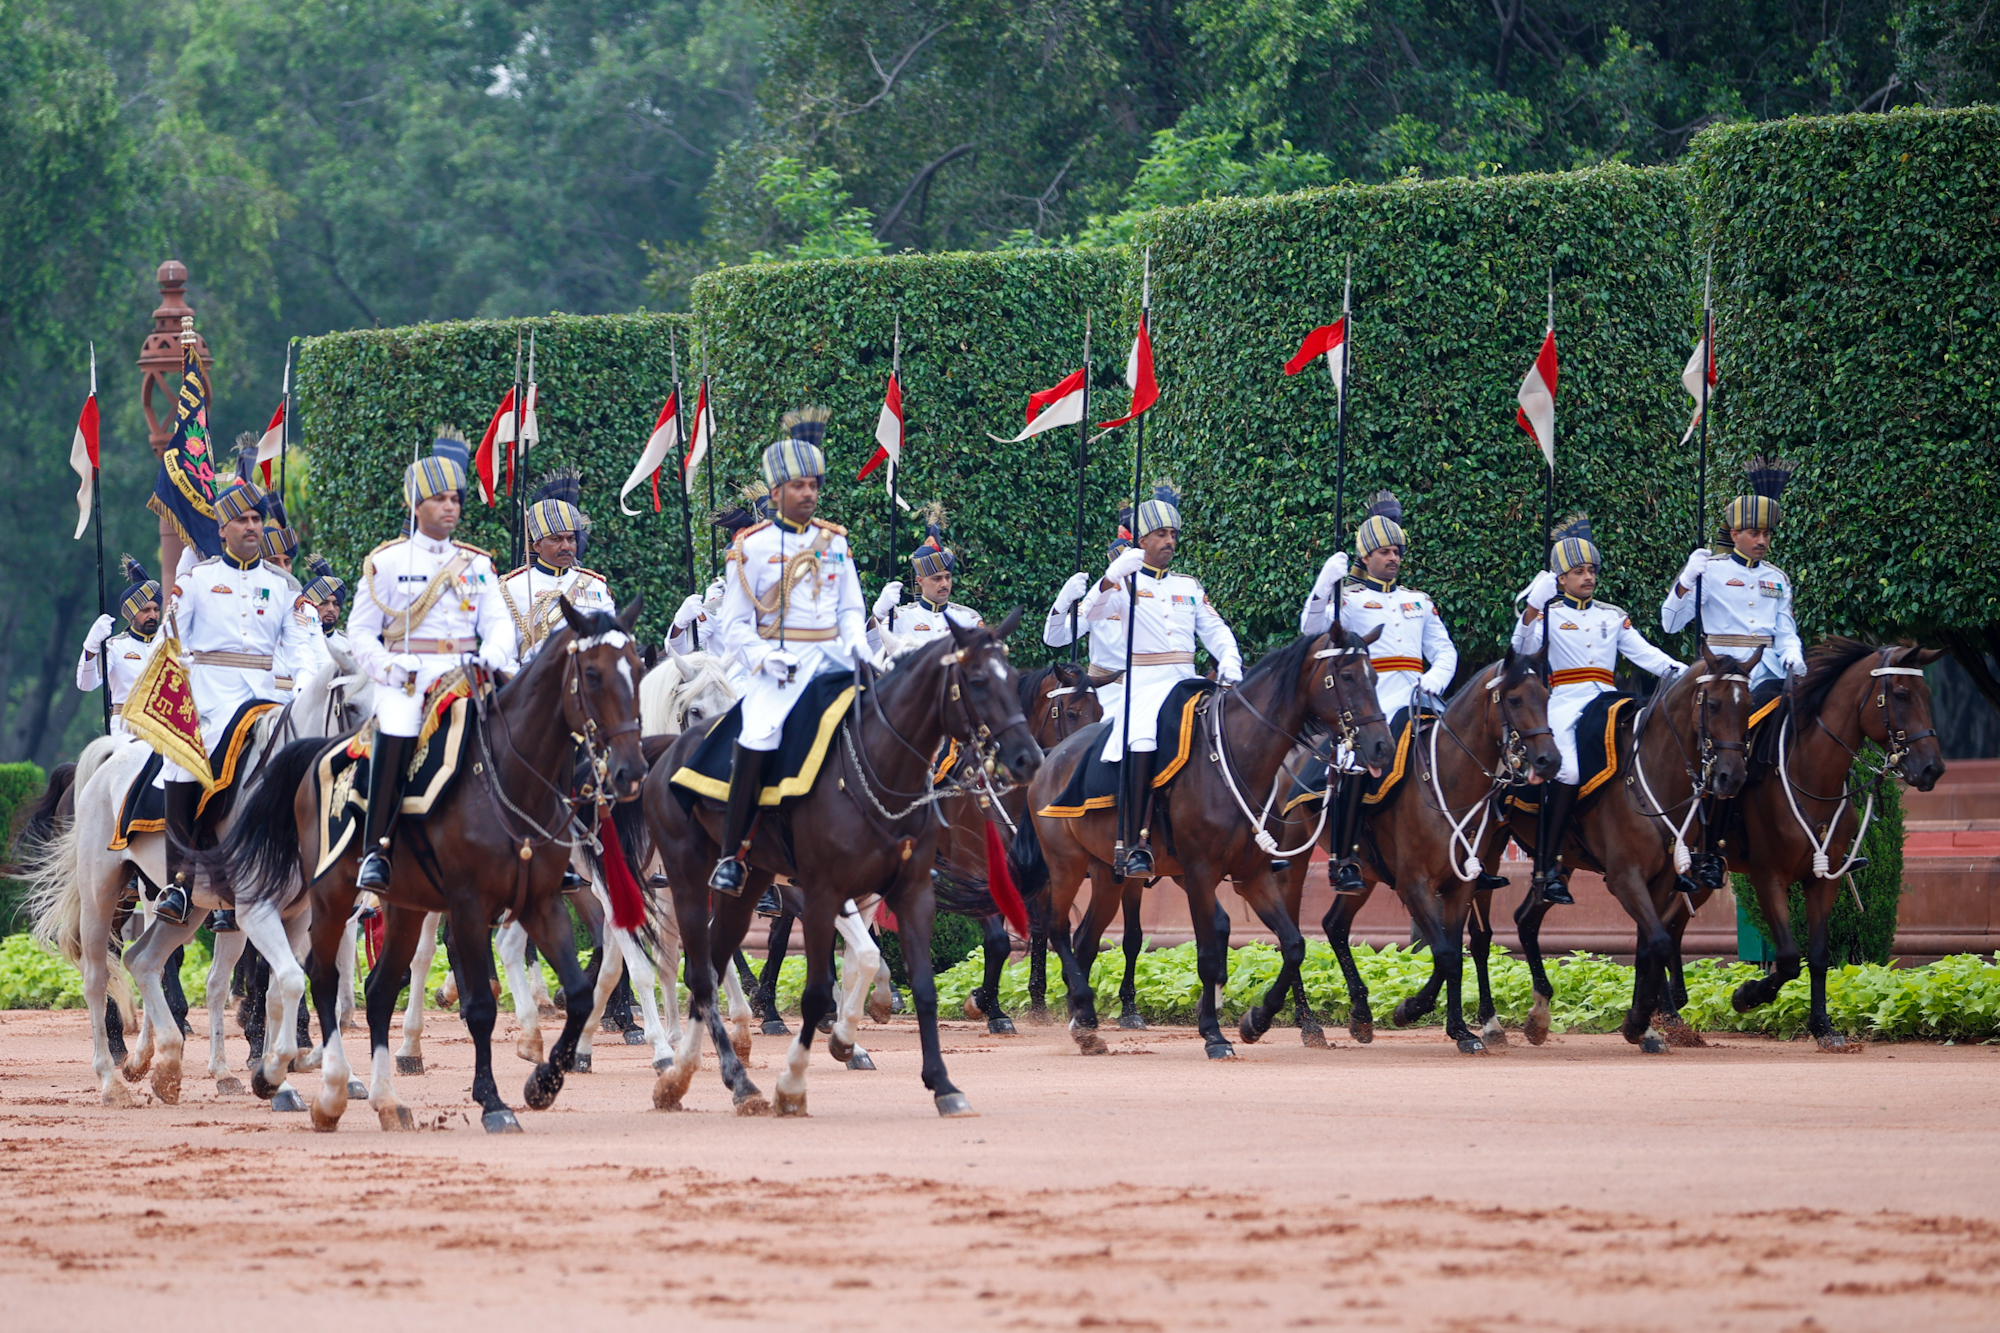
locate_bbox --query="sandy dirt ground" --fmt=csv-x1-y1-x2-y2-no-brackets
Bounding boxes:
3,1003,1998,1333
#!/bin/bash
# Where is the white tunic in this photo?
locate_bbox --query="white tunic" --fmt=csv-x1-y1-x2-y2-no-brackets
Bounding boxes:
877,597,982,655
501,561,616,664
1299,575,1458,721
1083,565,1241,761
1659,552,1803,690
1043,595,1131,719
77,630,163,733
348,532,516,735
715,517,868,751
1512,596,1682,784
666,578,725,659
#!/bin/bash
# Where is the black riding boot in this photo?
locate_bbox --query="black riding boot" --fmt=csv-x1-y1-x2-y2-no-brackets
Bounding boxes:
1694,797,1731,890
355,732,414,892
159,780,201,925
1330,773,1368,894
1115,748,1160,879
1533,782,1580,905
708,743,768,894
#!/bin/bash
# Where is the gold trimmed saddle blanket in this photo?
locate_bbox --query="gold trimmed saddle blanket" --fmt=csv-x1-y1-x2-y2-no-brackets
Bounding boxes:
669,670,857,810
1036,679,1212,819
111,699,280,850
1505,690,1635,814
1278,704,1439,817
311,668,486,879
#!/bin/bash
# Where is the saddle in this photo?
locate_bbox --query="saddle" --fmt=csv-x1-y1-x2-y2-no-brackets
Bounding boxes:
109,698,280,851
1280,704,1438,815
668,670,857,812
1035,678,1212,819
311,671,485,879
1503,690,1634,816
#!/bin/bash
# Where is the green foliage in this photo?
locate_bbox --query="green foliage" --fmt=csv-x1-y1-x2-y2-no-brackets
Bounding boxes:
0,934,84,1009
746,158,890,263
1685,108,2000,660
0,762,48,936
296,313,697,644
1078,128,1339,248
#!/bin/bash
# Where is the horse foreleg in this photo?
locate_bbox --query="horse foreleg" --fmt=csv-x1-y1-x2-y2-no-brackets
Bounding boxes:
362,907,424,1130
775,905,838,1117
890,878,972,1116
573,923,622,1072
1468,886,1504,1044
127,918,203,1105
1321,884,1376,1043
336,911,360,1030
77,893,132,1107
1512,890,1557,1046
305,901,358,1130
697,879,765,1112
975,914,1016,1034
395,911,441,1074
755,912,794,1035
1731,870,1802,1015
1064,862,1124,1052
445,895,517,1132
206,928,249,1090
495,920,545,1065
1800,876,1854,1052
720,959,755,1063
1117,881,1147,1030
1430,879,1484,1055
520,894,598,1111
829,900,882,1068
1025,926,1053,1025
612,928,675,1071
1237,874,1305,1048
1183,875,1235,1060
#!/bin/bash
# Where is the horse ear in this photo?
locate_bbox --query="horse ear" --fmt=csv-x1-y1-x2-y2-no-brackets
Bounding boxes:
1053,661,1079,688
1908,646,1946,668
618,594,644,633
948,616,972,647
995,606,1023,640
1360,624,1384,646
559,594,589,634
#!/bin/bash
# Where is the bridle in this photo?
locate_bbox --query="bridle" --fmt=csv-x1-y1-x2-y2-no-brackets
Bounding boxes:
1419,660,1555,882
1626,657,1750,874
1037,670,1098,745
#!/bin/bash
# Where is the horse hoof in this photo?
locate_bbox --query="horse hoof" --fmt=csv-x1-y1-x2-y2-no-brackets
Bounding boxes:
214,1075,246,1097
1118,1011,1148,1031
732,1035,753,1063
988,1015,1017,1035
1205,1041,1238,1061
1024,1004,1054,1027
935,1092,978,1118
1655,1013,1707,1048
102,1081,135,1108
1524,1009,1551,1046
481,1108,523,1134
775,1089,807,1117
1300,1028,1329,1049
310,1099,343,1133
963,995,984,1020
1455,1037,1488,1056
1348,1020,1374,1045
270,1088,307,1113
515,1038,544,1065
250,1067,278,1100
572,1053,592,1074
653,1056,673,1073
653,1066,692,1111
1237,1015,1264,1045
827,1034,854,1062
866,994,893,1025
1392,999,1430,1027
346,1079,368,1099
395,1056,425,1076
734,1091,771,1117
1816,1032,1860,1054
845,1051,876,1071
121,1058,147,1083
621,1028,650,1046
523,1065,563,1110
761,1018,791,1037
150,1066,182,1105
378,1104,415,1132
1640,1034,1669,1054
1481,1021,1509,1047
1074,1029,1108,1056
1730,981,1762,1015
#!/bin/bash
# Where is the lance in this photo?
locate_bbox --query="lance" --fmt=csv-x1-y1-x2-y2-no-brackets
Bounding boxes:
669,327,697,649
89,344,108,735
887,314,902,631
279,341,292,532
1333,256,1352,633
701,334,716,580
520,328,537,568
1694,250,1713,648
1543,266,1555,546
1119,255,1148,823
508,330,524,566
1069,313,1092,664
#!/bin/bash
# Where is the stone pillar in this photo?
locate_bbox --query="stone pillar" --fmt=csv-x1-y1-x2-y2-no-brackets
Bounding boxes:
137,260,212,580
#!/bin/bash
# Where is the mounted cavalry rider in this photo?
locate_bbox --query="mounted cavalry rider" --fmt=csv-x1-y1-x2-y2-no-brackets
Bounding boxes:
152,477,330,925
502,465,616,663
1659,456,1805,887
1081,481,1242,879
349,434,517,893
300,554,348,655
1513,515,1685,905
668,487,769,665
707,408,877,894
77,555,164,734
1045,513,1137,724
872,502,983,655
1297,490,1459,895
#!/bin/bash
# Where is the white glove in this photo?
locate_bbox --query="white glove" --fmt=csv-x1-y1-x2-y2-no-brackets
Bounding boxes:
673,594,706,629
703,576,726,608
1104,548,1147,584
1218,660,1243,687
1782,649,1808,678
1524,570,1559,608
872,581,904,620
83,613,116,652
1676,548,1710,591
1050,571,1091,614
761,650,800,681
1311,552,1349,598
383,653,420,691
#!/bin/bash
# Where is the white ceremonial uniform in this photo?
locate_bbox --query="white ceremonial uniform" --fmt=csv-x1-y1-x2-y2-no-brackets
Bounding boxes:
716,516,868,752
271,592,334,696
1659,552,1803,691
667,578,725,659
1513,595,1682,784
158,554,328,782
1083,565,1242,763
1044,596,1131,720
348,532,516,738
1299,574,1457,721
77,630,163,734
877,596,982,655
501,560,616,665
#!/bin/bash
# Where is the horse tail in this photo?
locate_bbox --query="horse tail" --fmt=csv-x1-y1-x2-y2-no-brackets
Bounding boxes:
219,737,324,905
1007,815,1052,935
10,762,75,855
21,816,85,964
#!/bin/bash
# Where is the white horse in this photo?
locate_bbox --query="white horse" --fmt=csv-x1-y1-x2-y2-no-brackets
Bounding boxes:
22,655,373,1107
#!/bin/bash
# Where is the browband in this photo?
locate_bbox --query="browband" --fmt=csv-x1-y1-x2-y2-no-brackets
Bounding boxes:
1871,666,1925,678
1695,673,1750,685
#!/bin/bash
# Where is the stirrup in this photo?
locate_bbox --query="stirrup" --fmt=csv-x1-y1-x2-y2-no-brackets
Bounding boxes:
1115,843,1154,879
356,849,393,892
156,881,192,927
1330,859,1366,895
709,856,747,895
1535,869,1574,906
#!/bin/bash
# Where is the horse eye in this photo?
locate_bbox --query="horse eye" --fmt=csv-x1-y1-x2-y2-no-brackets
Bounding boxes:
1506,695,1521,707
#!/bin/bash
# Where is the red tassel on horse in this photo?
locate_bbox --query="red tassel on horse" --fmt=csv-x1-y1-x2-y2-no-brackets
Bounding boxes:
596,810,646,932
984,819,1029,935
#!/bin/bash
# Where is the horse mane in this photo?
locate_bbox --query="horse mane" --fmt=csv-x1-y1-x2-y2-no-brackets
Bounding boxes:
1018,663,1056,712
1793,636,1891,726
1244,632,1323,691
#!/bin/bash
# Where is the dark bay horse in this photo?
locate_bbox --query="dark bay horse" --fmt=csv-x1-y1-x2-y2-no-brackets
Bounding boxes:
1011,629,1395,1059
1665,639,1944,1049
1273,648,1559,1052
642,612,1042,1118
1503,646,1756,1052
222,598,652,1132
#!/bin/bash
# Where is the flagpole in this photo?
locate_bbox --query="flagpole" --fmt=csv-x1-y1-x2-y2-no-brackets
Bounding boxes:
1120,252,1150,861
668,329,698,650
701,336,716,581
520,329,536,568
1333,257,1351,633
279,341,292,530
887,314,902,632
89,344,108,735
1069,313,1091,664
1694,250,1712,647
508,330,524,567
1543,267,1555,544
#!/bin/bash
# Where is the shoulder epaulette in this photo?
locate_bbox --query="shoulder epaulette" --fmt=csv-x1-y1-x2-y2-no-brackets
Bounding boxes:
365,537,406,559
503,563,529,580
191,555,220,568
452,539,493,558
812,518,848,537
575,567,606,582
1593,601,1626,617
739,520,772,539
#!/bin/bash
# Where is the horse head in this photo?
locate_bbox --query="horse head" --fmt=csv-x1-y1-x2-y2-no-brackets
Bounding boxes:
1308,624,1394,775
1497,646,1561,783
670,653,737,734
557,594,649,802
1033,660,1102,747
1691,644,1758,799
1861,645,1948,791
946,608,1043,784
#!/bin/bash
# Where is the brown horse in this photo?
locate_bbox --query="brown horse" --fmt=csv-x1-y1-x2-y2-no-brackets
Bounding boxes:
222,598,652,1132
642,612,1042,1117
1010,628,1395,1059
1503,646,1758,1051
1274,648,1560,1052
1664,639,1945,1049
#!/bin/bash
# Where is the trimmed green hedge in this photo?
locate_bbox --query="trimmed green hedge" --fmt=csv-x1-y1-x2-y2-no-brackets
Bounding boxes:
0,762,46,938
1686,106,2000,659
297,314,696,643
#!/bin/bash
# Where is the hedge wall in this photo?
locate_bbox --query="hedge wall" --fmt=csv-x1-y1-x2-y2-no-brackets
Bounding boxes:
0,762,47,937
297,314,696,642
1686,107,2000,697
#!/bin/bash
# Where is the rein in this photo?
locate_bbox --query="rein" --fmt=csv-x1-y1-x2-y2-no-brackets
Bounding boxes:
1419,663,1552,882
840,644,1026,831
1776,649,1933,879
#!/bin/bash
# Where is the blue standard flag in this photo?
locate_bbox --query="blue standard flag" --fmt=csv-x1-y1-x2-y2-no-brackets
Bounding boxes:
147,339,223,561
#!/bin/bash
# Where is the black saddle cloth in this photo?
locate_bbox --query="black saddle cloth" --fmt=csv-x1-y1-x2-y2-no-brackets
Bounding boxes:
1035,677,1212,818
669,670,857,811
111,698,276,850
1281,705,1436,814
1504,690,1635,815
